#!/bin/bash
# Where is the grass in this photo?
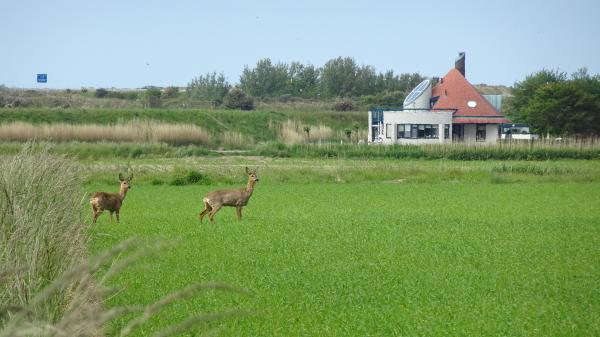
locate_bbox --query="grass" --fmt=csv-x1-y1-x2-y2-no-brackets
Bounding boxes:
0,145,248,336
0,140,600,161
0,108,365,143
87,158,600,336
0,120,211,145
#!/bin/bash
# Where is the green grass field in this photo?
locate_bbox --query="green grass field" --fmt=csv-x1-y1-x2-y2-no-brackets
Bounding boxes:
88,160,600,336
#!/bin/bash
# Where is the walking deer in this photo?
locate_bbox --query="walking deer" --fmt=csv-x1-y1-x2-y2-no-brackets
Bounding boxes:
199,167,259,222
90,173,133,224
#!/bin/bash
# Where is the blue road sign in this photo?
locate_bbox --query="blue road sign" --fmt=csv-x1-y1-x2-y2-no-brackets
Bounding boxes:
37,74,47,83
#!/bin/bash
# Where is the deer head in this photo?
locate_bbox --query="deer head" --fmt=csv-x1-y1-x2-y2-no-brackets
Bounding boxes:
245,167,259,183
118,173,133,190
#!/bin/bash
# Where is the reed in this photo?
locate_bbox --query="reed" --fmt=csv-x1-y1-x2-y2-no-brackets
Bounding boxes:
0,120,210,145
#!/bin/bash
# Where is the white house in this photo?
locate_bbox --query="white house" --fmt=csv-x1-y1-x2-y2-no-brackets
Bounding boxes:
368,53,511,144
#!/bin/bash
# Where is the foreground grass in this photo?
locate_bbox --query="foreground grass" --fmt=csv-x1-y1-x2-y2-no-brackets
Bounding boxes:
89,177,600,336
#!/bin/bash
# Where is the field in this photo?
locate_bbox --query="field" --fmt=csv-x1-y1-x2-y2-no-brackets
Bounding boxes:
87,158,600,336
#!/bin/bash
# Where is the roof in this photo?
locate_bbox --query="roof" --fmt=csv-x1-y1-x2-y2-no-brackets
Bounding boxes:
432,68,510,124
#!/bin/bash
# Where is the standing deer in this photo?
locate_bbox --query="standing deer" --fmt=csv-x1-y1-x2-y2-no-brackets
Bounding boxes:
199,167,259,222
90,173,133,224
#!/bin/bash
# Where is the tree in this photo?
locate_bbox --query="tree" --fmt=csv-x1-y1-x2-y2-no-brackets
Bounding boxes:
504,69,567,122
239,58,289,98
506,68,600,136
187,72,231,106
289,62,320,98
320,57,359,98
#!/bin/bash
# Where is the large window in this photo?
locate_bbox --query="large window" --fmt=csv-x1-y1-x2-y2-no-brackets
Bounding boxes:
396,124,440,139
476,124,486,142
444,124,450,139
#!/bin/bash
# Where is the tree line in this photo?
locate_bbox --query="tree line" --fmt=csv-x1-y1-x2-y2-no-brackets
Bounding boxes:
186,57,424,109
505,68,600,137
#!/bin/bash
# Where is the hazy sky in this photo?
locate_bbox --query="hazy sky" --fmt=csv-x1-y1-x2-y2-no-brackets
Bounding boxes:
2,0,599,88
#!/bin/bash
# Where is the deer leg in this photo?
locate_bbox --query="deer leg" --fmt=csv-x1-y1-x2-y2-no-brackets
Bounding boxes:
91,205,97,223
208,204,222,222
109,211,114,223
199,202,212,222
115,210,120,223
236,206,242,221
93,208,103,224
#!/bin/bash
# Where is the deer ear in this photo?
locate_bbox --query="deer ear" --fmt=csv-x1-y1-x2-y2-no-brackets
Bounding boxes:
245,166,250,174
119,173,124,181
127,173,133,182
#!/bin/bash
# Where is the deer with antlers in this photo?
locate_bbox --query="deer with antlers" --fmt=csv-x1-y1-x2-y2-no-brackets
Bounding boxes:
90,173,133,224
199,167,259,222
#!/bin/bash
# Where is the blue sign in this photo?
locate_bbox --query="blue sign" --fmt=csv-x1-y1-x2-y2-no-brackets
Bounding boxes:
37,74,47,83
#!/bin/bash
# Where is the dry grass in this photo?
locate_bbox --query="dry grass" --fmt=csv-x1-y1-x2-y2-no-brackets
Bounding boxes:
219,131,254,149
0,120,210,145
279,119,334,145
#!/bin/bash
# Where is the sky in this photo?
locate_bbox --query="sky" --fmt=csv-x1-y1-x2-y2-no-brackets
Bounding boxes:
2,0,600,89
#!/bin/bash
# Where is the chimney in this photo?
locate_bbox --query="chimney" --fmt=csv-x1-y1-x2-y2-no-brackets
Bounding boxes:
455,52,465,77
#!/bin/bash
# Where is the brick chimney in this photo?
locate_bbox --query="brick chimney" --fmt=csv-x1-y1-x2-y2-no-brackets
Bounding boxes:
455,52,465,77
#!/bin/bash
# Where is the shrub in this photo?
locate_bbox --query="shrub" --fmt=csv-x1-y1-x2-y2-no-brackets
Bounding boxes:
224,88,254,110
94,88,109,98
333,99,355,111
162,86,179,99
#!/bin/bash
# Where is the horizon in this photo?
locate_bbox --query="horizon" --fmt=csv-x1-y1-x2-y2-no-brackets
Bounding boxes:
2,0,600,89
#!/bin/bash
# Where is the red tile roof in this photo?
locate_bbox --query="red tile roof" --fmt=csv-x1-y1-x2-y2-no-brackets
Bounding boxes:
432,68,510,124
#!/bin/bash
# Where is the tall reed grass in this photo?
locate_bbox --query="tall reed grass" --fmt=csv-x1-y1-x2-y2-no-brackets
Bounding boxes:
278,119,334,145
0,120,210,145
0,143,89,323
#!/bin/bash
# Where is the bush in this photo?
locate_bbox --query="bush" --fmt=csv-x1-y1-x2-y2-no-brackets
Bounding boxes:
94,88,109,98
162,86,179,99
333,99,355,111
224,88,254,110
144,88,162,108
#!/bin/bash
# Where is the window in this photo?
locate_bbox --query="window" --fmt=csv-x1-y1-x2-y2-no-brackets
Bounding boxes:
397,124,405,138
396,124,442,139
424,124,439,138
444,124,450,139
476,124,486,142
385,124,392,139
411,124,418,138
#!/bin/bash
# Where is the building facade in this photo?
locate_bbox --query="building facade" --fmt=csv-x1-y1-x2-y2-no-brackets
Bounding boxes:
369,53,510,145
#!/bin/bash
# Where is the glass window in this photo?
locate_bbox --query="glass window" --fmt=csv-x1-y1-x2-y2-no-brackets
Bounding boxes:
417,124,425,138
385,124,392,139
405,124,411,138
432,125,439,138
476,124,486,142
397,124,405,139
444,124,450,139
411,124,418,138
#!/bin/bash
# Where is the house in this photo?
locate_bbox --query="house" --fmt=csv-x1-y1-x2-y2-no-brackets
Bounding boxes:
368,53,510,144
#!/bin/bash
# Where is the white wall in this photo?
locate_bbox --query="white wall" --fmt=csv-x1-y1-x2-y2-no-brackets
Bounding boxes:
380,110,453,144
461,124,499,144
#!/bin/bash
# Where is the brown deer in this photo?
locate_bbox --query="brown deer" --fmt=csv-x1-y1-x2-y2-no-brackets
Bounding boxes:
90,173,133,224
199,167,259,222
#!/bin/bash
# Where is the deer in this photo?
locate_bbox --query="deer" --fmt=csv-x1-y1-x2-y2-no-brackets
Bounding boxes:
199,167,259,222
90,173,133,224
